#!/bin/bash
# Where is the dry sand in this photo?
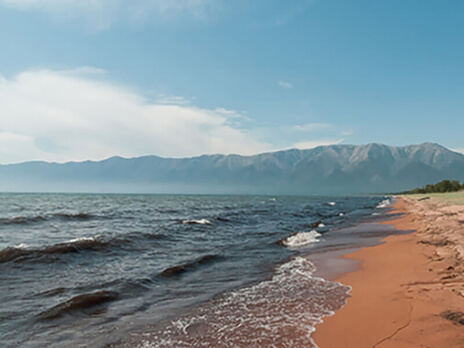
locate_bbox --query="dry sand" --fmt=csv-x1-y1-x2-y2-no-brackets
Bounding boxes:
312,196,464,348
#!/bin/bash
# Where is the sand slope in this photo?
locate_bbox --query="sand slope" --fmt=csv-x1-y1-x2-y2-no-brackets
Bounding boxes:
313,196,464,348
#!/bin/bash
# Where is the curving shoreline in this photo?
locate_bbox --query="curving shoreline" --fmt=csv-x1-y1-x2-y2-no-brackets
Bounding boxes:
312,195,464,347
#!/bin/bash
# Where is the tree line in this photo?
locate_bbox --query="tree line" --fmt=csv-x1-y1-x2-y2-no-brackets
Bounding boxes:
401,180,464,194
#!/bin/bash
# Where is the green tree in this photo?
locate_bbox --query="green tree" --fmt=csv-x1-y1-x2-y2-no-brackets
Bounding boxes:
402,180,464,194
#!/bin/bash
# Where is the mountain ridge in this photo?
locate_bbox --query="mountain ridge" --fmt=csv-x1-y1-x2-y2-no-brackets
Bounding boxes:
1,142,463,194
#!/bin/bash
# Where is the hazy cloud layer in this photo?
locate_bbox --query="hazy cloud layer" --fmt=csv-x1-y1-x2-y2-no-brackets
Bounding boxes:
0,68,273,164
0,68,349,164
292,139,344,150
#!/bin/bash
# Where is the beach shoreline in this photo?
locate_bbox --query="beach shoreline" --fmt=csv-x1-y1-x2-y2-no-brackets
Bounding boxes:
312,196,464,347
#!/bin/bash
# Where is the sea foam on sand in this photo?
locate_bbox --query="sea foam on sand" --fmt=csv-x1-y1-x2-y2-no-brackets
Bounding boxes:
133,256,350,348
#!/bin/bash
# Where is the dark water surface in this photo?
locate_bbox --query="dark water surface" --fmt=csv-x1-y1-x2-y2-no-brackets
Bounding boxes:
0,194,395,347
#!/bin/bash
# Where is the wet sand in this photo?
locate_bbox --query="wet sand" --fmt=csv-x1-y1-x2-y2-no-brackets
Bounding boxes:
313,196,464,348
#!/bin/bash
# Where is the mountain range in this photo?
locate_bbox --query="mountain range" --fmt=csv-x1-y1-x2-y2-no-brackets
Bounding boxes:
1,142,464,195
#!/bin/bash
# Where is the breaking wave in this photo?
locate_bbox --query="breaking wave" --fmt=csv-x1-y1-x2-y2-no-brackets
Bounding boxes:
0,236,108,263
135,257,350,347
278,230,321,248
181,219,212,225
376,198,392,209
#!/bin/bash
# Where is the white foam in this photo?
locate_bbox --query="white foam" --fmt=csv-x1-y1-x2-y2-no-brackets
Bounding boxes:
376,198,391,209
181,219,212,225
64,236,98,244
282,230,321,247
318,222,325,228
328,201,336,206
13,243,28,249
269,198,276,201
339,213,344,216
136,256,350,347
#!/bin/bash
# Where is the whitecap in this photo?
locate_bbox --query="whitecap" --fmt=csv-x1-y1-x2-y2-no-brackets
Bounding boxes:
282,230,321,248
318,222,325,228
328,201,336,206
13,243,28,249
376,198,391,209
181,219,212,225
64,236,99,244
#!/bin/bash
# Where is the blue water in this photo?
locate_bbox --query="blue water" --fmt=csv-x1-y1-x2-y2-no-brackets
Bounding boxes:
0,194,393,347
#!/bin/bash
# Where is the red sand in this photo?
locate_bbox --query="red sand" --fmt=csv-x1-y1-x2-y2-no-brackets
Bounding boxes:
312,197,464,347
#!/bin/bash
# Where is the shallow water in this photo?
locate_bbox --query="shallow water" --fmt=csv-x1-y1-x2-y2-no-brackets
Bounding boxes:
0,194,393,347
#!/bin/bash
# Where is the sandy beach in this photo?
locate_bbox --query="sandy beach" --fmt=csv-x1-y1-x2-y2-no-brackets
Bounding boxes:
313,194,464,348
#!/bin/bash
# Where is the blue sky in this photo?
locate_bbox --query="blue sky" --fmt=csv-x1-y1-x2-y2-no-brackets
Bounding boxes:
0,0,463,163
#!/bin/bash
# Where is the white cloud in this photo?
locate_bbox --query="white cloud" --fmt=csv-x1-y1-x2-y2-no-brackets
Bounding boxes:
293,123,331,132
0,68,272,164
156,94,191,105
278,81,293,89
341,130,353,136
292,138,344,150
0,0,217,29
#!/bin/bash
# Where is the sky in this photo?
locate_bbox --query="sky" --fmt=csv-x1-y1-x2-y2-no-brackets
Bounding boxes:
0,0,463,164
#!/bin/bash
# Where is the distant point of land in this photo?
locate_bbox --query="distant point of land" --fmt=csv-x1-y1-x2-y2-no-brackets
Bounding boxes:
399,179,464,195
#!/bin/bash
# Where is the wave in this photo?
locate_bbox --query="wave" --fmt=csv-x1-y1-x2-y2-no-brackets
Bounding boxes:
64,236,98,244
0,215,47,225
160,254,220,278
0,230,171,264
328,201,337,206
278,230,321,248
215,217,231,222
310,219,323,228
38,290,119,320
376,198,392,209
54,213,93,220
141,257,350,347
35,287,68,298
181,219,212,225
0,236,108,263
0,212,94,226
